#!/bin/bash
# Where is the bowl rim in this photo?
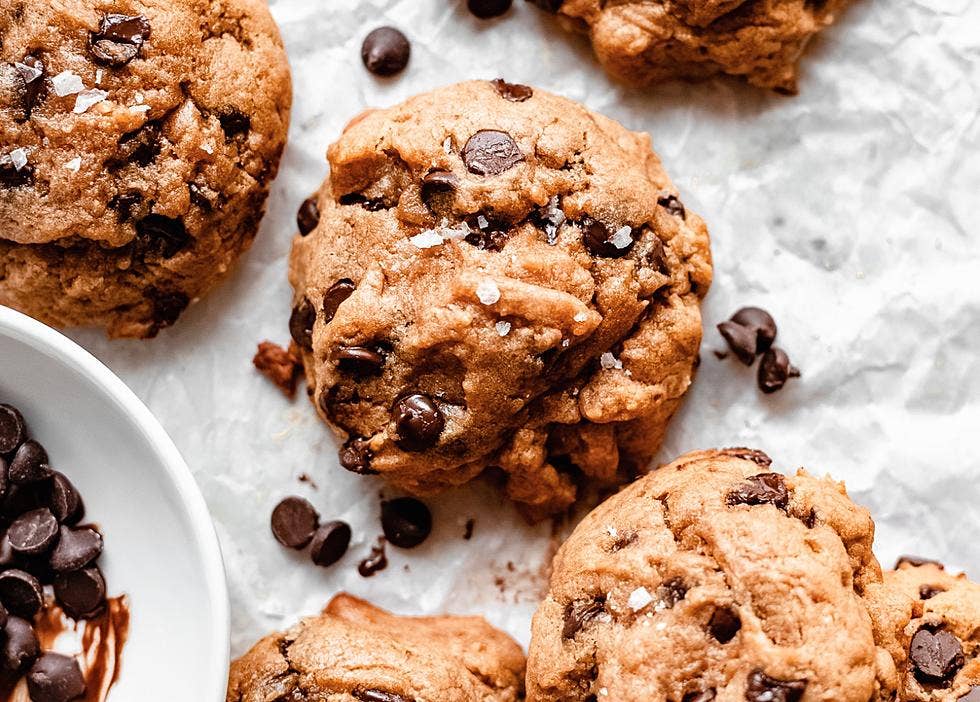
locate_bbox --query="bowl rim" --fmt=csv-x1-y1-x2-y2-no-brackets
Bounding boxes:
0,305,230,700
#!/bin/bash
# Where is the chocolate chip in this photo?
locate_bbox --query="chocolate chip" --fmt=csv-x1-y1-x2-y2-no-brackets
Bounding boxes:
683,691,716,702
9,440,52,484
708,606,741,643
53,566,106,620
2,617,39,673
0,404,26,454
381,497,432,549
727,472,789,510
148,289,190,331
463,518,475,540
644,235,670,275
562,596,606,638
919,584,945,600
658,194,686,218
462,130,524,176
218,109,251,140
338,193,388,211
188,182,214,211
0,569,43,618
717,320,758,366
910,627,964,684
108,191,143,221
134,214,190,259
1,483,47,521
610,531,638,551
722,448,773,467
464,213,511,251
392,393,445,451
297,197,320,236
468,0,513,18
15,55,45,121
420,170,459,210
310,521,351,567
0,152,33,188
8,508,59,556
339,438,377,475
49,527,102,573
47,473,84,524
337,346,385,377
27,652,87,702
959,687,980,701
758,348,800,394
489,78,532,101
0,603,8,633
745,670,807,702
896,555,944,569
323,279,356,324
361,27,411,76
353,690,411,702
531,196,566,245
113,121,162,167
89,14,151,67
357,537,388,577
289,297,316,351
731,307,777,353
270,496,319,550
581,218,636,258
526,0,565,11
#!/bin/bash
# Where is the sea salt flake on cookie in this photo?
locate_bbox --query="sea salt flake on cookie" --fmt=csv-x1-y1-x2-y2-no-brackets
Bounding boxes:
9,148,28,171
410,229,444,249
51,70,84,96
495,321,512,336
600,352,623,370
476,280,500,305
628,586,654,611
73,89,109,114
63,157,81,172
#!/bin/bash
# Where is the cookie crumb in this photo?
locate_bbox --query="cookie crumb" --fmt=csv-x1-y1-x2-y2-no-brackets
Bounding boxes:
253,341,302,398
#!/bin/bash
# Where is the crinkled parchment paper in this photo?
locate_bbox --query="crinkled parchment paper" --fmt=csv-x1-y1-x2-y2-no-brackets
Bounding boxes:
67,0,980,654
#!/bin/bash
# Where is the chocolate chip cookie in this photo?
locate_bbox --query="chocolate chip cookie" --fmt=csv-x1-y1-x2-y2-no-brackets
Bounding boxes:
865,561,980,701
226,593,526,702
525,448,891,701
527,0,854,93
289,80,712,520
0,0,290,338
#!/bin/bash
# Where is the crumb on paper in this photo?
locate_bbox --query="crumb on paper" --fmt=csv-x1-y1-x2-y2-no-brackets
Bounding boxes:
253,340,302,398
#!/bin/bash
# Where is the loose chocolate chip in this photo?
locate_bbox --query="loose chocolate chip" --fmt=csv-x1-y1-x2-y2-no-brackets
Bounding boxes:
745,670,807,702
959,687,980,701
289,298,316,351
270,496,319,550
468,0,513,18
339,438,377,475
562,596,607,638
47,472,83,525
896,555,944,569
218,109,251,140
731,307,778,354
337,346,386,377
108,191,143,221
381,497,432,549
1,483,47,521
708,606,741,643
0,536,16,570
8,508,59,556
89,14,151,67
357,537,388,577
149,289,190,331
49,527,102,573
581,218,636,258
658,194,686,219
717,320,758,366
54,566,106,620
2,617,39,673
526,0,565,11
297,197,320,235
338,193,388,211
392,393,445,451
656,577,688,608
757,347,800,394
727,472,789,510
9,440,52,484
683,691,716,702
0,404,26,454
531,196,566,245
310,521,352,567
27,652,87,702
420,170,459,210
464,212,511,251
353,690,411,702
323,280,356,324
361,27,411,76
0,602,7,630
0,153,33,188
910,627,964,684
134,214,190,259
489,78,532,101
919,584,945,600
0,569,43,618
113,121,162,167
462,130,524,176
15,55,46,121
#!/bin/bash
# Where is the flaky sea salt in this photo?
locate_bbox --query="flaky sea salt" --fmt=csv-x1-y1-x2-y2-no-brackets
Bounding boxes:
573,311,588,323
600,352,623,370
73,89,109,114
605,525,618,538
410,229,444,249
63,157,81,172
443,137,452,154
9,148,28,171
609,225,634,250
130,104,151,113
201,142,214,155
627,586,653,611
476,279,500,305
495,321,511,337
95,69,104,85
51,71,84,97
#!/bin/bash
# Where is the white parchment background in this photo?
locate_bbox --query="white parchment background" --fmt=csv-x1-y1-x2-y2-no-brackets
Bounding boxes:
68,0,980,653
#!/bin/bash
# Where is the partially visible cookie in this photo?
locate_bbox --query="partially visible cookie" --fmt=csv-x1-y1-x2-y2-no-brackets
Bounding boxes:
526,448,888,701
528,0,855,93
865,561,980,701
227,593,526,702
0,0,291,337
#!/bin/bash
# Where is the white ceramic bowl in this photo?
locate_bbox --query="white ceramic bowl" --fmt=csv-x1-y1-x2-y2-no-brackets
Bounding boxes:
0,306,229,700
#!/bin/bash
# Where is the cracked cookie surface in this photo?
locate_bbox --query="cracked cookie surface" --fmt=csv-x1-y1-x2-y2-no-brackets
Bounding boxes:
0,0,290,338
528,0,855,93
226,593,526,702
289,79,711,520
526,448,889,701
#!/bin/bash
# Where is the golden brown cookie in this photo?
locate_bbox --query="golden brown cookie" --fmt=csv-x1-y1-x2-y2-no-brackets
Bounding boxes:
288,79,711,520
227,593,526,702
0,0,291,338
528,0,855,93
526,448,889,701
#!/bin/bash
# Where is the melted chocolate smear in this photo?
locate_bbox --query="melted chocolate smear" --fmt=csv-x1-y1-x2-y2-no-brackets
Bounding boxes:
357,537,388,577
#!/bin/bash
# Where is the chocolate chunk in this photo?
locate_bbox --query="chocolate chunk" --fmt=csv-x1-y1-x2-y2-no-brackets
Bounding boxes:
134,214,190,259
2,617,39,673
717,320,757,365
0,404,26,454
49,527,102,573
323,279,356,324
896,555,944,569
289,297,316,351
113,121,162,167
526,0,565,11
297,197,320,235
959,687,980,701
745,670,807,702
148,289,190,331
310,521,352,567
337,346,386,377
392,393,445,451
489,78,532,101
731,307,777,354
464,212,511,251
46,473,83,524
9,440,52,484
910,627,964,684
708,606,741,643
27,652,87,702
0,569,43,618
468,0,513,18
353,690,411,702
644,235,670,275
8,508,59,556
531,196,566,245
562,596,606,638
89,14,151,67
727,472,789,510
420,170,459,210
339,438,377,475
656,577,688,608
658,194,686,218
218,109,251,140
581,218,636,258
757,348,800,394
15,55,46,121
683,691,716,702
361,27,411,76
357,537,388,577
381,497,432,549
108,191,143,221
188,182,214,211
722,447,773,467
53,566,106,620
462,130,524,176
919,584,945,600
0,152,33,188
270,496,319,550
338,193,388,211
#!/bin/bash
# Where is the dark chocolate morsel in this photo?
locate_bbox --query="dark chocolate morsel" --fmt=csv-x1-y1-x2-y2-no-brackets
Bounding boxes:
310,521,352,567
0,569,43,618
468,0,513,18
919,584,945,600
464,213,511,251
745,669,807,702
381,497,432,549
717,320,758,366
108,191,143,221
289,297,316,351
148,289,190,332
658,194,686,219
420,170,459,209
297,197,320,236
531,197,566,245
392,394,445,451
581,218,636,258
338,193,388,211
896,555,944,569
339,438,376,475
731,307,777,354
7,508,59,555
113,121,162,167
89,14,151,67
707,606,741,643
462,130,524,176
27,652,87,702
361,27,411,76
270,496,319,550
2,616,39,673
0,153,34,188
15,56,46,121
49,526,103,573
134,214,190,259
757,347,800,394
218,109,251,140
48,472,84,524
337,346,386,377
562,596,606,639
357,537,388,577
726,472,790,511
909,626,964,684
53,566,107,620
489,78,532,102
0,404,26,454
9,440,52,484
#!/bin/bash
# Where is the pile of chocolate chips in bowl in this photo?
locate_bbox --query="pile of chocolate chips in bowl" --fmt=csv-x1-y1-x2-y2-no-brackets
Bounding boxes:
0,403,125,702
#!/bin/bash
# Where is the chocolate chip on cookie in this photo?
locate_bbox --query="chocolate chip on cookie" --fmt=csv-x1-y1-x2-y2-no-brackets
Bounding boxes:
581,218,636,258
361,27,410,76
353,690,411,702
340,438,377,475
658,194,686,219
682,690,715,702
337,346,386,377
909,627,964,684
14,56,46,121
322,279,356,324
531,196,566,244
271,496,319,550
896,555,944,569
562,596,607,638
726,472,789,510
919,584,945,600
133,214,190,259
89,14,151,67
297,197,320,236
490,78,532,102
707,606,741,643
380,497,432,549
745,670,807,702
0,151,33,188
420,170,459,210
462,130,524,176
289,298,317,351
392,394,444,452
